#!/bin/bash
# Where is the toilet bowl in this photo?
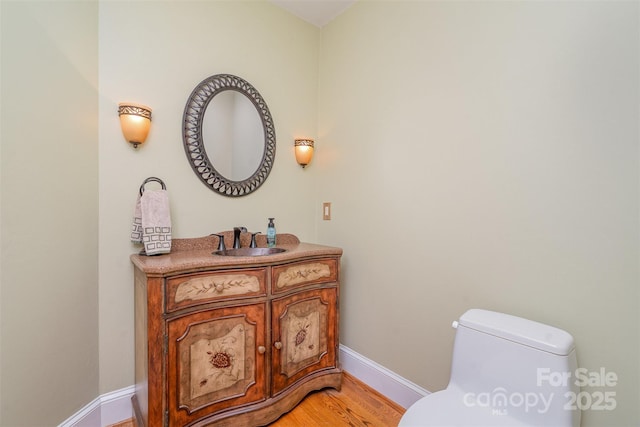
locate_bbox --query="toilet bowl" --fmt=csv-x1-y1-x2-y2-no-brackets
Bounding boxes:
399,309,581,427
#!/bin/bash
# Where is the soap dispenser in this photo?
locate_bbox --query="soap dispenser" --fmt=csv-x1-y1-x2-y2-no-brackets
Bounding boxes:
266,218,276,247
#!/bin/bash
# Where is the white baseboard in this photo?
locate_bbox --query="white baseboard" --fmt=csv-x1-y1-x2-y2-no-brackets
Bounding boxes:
59,345,427,426
99,386,135,426
58,385,134,427
339,344,430,409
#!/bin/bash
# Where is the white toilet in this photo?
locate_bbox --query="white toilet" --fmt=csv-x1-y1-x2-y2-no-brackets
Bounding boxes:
399,309,581,427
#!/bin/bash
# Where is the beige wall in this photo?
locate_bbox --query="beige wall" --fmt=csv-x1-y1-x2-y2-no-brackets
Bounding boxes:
97,1,321,394
318,1,639,426
1,1,638,426
0,0,320,424
0,1,99,425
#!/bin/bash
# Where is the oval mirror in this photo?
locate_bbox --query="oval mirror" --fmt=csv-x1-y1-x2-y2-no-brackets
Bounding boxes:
183,74,276,197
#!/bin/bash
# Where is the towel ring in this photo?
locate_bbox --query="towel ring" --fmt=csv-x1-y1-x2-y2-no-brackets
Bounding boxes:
139,177,167,196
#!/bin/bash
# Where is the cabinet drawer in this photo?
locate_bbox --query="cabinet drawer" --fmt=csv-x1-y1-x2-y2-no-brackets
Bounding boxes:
272,258,338,293
166,268,266,311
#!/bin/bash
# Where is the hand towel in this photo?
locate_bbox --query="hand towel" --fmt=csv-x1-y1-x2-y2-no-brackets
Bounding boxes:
131,189,172,255
131,195,144,244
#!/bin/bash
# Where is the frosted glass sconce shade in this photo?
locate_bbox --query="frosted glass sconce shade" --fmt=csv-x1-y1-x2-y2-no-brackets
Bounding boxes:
294,139,314,168
118,103,152,148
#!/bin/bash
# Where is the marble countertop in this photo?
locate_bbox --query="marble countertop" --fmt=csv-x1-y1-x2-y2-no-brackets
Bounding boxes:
131,233,342,276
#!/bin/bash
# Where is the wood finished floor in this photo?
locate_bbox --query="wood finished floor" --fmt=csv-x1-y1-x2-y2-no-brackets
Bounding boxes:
112,372,405,427
270,372,405,426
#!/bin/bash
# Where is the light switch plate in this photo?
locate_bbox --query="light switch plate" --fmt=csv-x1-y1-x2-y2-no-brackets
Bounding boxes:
323,202,331,220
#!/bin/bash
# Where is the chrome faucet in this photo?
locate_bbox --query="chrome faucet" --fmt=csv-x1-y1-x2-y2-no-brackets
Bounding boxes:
233,227,247,249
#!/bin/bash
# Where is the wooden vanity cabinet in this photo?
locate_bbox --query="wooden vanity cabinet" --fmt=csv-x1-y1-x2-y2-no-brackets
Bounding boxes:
132,248,341,427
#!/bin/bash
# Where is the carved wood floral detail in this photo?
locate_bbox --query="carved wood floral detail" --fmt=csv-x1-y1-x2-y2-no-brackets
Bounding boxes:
208,351,232,369
190,323,246,399
175,274,260,303
281,298,327,380
276,263,331,289
295,327,308,347
175,311,260,414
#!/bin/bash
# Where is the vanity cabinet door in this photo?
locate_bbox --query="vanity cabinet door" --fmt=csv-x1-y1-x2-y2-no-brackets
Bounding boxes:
166,303,267,426
271,287,338,395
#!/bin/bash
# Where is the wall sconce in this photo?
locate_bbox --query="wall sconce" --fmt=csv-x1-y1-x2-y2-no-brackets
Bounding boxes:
118,103,152,148
294,138,314,168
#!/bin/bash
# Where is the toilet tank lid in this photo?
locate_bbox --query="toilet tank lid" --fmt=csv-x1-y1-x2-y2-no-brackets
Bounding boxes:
458,309,575,356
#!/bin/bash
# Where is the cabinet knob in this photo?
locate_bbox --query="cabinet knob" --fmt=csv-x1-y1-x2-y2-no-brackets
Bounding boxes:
258,346,266,354
274,341,283,350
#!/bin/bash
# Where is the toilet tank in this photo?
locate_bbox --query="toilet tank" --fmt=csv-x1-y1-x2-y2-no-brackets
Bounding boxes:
448,309,580,427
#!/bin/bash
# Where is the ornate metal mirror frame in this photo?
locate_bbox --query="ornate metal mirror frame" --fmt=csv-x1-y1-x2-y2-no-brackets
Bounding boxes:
183,74,276,197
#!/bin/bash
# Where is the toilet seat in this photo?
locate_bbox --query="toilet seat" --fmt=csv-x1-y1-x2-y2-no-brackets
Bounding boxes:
399,388,529,427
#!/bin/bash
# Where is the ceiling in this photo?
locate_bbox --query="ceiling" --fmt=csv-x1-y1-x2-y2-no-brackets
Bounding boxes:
268,0,356,27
